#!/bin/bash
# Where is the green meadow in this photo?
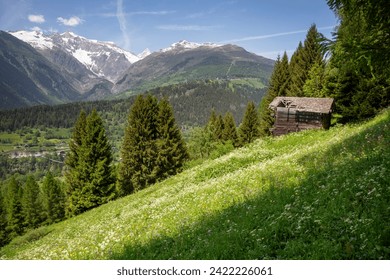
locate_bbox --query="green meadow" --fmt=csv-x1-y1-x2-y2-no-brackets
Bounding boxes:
1,109,389,260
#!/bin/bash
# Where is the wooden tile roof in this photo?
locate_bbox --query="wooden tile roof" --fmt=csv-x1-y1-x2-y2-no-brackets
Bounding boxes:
269,97,334,114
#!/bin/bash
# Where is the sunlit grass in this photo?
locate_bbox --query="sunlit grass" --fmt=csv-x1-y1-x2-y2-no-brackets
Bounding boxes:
1,109,389,259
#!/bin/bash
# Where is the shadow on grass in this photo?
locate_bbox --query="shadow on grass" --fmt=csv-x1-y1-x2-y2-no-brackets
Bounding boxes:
111,112,389,260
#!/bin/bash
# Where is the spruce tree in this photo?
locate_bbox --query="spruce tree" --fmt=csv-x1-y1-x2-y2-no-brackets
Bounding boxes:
259,52,290,136
65,110,86,215
222,112,239,146
303,61,327,97
154,98,189,180
118,95,159,196
41,172,65,224
22,176,43,229
287,24,324,97
286,42,306,96
214,114,224,141
0,188,9,246
65,109,115,216
5,177,24,238
239,101,261,144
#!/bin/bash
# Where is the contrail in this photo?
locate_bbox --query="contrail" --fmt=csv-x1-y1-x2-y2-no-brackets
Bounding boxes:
220,26,335,44
116,0,130,50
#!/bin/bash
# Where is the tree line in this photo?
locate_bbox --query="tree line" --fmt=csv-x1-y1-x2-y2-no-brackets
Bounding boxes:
0,79,266,132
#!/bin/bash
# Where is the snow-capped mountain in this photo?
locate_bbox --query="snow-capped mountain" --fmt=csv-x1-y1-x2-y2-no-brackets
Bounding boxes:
10,30,149,83
160,40,221,53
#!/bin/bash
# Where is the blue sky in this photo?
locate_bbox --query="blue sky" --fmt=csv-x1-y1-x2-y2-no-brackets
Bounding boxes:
0,0,338,59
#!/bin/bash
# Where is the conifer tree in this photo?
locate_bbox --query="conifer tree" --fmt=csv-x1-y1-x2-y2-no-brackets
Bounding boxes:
65,110,86,214
41,172,65,224
208,109,217,130
5,177,24,238
303,61,327,97
0,188,9,246
22,176,43,229
65,109,115,216
239,101,261,144
259,52,290,136
286,42,306,96
118,95,159,196
154,98,189,180
66,110,86,170
214,114,224,141
287,24,324,97
222,112,239,146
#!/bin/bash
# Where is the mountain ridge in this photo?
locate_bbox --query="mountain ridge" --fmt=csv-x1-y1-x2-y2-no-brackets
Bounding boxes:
1,30,274,110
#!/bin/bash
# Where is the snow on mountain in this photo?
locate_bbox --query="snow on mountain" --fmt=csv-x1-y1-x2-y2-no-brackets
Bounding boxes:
10,30,54,50
160,40,221,53
138,48,152,60
9,30,141,82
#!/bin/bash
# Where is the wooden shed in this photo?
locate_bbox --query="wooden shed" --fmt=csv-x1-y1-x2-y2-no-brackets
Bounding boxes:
269,97,334,136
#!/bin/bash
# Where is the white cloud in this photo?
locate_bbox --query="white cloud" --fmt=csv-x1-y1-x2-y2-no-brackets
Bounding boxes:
57,16,84,27
28,14,45,24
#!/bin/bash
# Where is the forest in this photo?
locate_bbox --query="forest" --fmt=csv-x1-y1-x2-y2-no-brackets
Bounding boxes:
0,0,389,253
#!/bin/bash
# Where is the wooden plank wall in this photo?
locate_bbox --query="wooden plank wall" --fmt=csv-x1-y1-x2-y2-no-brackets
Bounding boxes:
272,108,327,136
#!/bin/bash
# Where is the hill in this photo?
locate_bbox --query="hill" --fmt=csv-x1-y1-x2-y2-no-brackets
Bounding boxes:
113,42,273,94
1,109,388,260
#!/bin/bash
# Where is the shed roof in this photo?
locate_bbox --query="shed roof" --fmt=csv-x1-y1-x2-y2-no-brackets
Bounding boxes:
269,97,334,114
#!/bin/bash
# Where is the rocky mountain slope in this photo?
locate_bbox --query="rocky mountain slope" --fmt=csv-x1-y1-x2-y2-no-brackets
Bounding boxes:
0,31,80,109
10,31,144,83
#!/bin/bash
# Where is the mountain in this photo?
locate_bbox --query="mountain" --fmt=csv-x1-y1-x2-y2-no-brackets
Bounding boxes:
113,40,274,94
2,30,273,110
0,31,80,109
10,31,145,83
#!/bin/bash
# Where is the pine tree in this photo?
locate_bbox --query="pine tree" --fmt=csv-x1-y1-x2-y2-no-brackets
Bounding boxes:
4,177,24,238
66,110,86,170
0,188,9,246
41,172,65,224
286,42,305,96
239,101,261,144
118,95,159,196
65,110,86,215
154,98,189,180
208,109,217,130
22,176,43,229
287,24,324,97
259,52,290,136
214,114,224,141
222,112,239,146
303,61,327,97
65,109,115,216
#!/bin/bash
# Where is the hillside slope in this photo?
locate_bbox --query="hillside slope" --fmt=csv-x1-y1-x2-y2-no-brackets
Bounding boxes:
113,43,274,94
0,31,81,109
1,110,389,259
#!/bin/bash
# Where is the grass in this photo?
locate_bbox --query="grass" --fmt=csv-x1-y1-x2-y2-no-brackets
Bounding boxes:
1,109,389,259
0,128,70,154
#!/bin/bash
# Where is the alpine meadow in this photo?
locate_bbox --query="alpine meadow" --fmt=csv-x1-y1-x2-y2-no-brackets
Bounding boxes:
0,0,389,261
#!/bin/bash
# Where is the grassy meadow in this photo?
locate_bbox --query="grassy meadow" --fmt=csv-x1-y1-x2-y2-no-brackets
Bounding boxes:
1,109,389,260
